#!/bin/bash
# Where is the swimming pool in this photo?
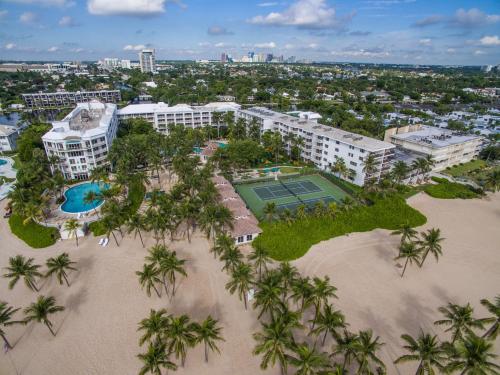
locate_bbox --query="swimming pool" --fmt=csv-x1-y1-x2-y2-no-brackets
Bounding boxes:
61,182,109,214
0,159,7,166
217,142,228,149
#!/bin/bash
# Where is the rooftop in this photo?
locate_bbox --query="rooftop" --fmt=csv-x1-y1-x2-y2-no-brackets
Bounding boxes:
390,125,482,149
241,107,394,152
117,101,240,116
0,125,17,137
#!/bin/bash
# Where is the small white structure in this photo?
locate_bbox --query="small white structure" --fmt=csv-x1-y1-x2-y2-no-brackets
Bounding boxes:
0,125,19,152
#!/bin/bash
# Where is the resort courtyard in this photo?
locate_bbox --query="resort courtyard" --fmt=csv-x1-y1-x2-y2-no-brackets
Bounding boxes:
0,192,499,375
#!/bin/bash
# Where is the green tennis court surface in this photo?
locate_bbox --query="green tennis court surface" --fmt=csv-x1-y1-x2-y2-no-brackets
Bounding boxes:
235,174,350,219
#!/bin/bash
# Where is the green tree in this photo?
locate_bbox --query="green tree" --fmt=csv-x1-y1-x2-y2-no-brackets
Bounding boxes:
353,329,386,375
137,309,171,346
23,295,65,336
418,228,444,267
263,202,277,222
3,255,42,292
136,263,162,298
137,341,177,375
127,213,147,247
391,222,418,247
446,333,500,375
248,243,272,281
480,295,500,340
64,218,81,247
0,302,22,350
253,319,293,375
331,330,360,372
45,253,77,287
161,251,187,297
193,315,224,363
226,262,254,310
310,304,347,347
435,303,489,343
287,342,330,375
394,332,447,375
394,241,421,278
310,276,338,330
165,314,197,367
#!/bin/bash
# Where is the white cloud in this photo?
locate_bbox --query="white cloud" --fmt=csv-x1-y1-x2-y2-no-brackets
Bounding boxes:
207,26,234,36
249,0,351,30
331,48,390,59
58,15,77,27
87,0,166,16
214,42,227,48
20,11,37,24
3,0,73,6
479,35,500,46
446,48,456,53
254,41,276,48
198,42,211,47
5,43,16,50
418,38,432,46
123,44,146,51
451,8,500,28
70,47,84,52
284,43,295,49
474,50,485,55
258,2,279,6
47,46,59,52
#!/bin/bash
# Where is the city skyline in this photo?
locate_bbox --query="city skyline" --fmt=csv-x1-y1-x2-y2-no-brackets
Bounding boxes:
0,0,499,65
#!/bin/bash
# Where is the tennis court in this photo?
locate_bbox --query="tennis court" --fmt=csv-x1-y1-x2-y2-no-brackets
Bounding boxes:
234,174,351,219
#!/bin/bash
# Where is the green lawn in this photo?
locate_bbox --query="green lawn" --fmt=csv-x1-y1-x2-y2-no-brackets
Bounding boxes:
253,195,427,261
8,214,60,248
424,177,479,199
442,160,486,178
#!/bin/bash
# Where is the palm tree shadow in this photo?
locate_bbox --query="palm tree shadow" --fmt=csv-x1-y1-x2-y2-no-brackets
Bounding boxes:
65,287,88,314
74,256,94,280
13,322,35,347
394,293,436,335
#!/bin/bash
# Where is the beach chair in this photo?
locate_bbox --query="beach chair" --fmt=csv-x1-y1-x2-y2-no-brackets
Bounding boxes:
102,238,109,247
98,238,104,246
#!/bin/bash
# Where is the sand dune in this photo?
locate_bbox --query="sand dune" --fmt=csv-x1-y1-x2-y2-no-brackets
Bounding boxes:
0,192,499,374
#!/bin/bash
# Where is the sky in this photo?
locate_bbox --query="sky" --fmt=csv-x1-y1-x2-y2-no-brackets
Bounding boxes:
0,0,499,65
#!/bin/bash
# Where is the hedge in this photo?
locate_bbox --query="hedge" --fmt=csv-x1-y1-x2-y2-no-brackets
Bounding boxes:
253,195,427,261
9,214,59,248
424,177,480,199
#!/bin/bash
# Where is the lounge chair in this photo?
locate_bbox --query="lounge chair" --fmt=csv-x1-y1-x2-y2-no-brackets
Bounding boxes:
98,238,104,246
102,238,109,247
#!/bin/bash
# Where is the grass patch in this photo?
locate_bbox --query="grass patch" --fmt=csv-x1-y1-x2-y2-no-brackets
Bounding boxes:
443,160,486,178
424,177,479,199
253,195,427,261
8,214,59,248
88,178,145,236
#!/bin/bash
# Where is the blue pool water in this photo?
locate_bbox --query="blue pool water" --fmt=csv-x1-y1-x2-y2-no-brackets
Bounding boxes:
61,182,109,213
217,142,228,149
0,159,7,166
193,146,202,154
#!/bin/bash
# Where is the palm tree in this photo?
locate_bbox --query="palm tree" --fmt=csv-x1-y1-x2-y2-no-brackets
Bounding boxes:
102,214,120,246
138,309,171,346
394,241,421,278
280,208,294,226
161,251,187,297
353,330,386,375
0,302,22,350
211,233,233,259
362,153,379,186
220,246,243,273
291,276,314,312
278,262,300,302
146,245,171,295
226,262,254,310
165,314,197,367
3,255,42,292
484,170,500,192
418,228,444,266
287,343,330,375
263,202,277,222
394,331,447,375
136,263,162,298
253,319,293,375
434,303,489,343
310,304,347,347
391,222,418,247
310,276,338,330
391,160,409,185
249,244,272,281
446,333,500,375
127,213,147,247
45,253,77,287
254,271,283,320
331,330,360,372
199,204,234,244
138,341,177,375
332,158,348,180
83,190,100,217
64,218,81,247
193,315,224,363
480,296,500,340
23,295,65,337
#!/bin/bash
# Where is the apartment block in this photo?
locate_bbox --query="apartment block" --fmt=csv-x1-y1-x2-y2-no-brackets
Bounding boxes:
117,102,241,133
42,102,118,180
139,49,156,73
0,125,19,152
238,107,395,186
22,90,121,109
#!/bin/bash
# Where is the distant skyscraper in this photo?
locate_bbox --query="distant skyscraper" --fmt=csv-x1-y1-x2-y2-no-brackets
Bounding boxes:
139,49,156,73
266,53,273,62
248,51,255,60
221,52,227,63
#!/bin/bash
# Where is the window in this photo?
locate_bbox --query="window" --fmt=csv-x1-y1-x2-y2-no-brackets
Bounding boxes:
246,234,252,241
335,141,340,145
359,156,364,161
360,149,365,153
237,236,244,243
335,148,339,152
325,144,329,148
80,158,86,163
348,152,354,157
349,145,355,150
69,159,75,165
350,161,357,166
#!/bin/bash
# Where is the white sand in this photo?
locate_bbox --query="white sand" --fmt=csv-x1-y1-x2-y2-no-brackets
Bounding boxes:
0,192,499,375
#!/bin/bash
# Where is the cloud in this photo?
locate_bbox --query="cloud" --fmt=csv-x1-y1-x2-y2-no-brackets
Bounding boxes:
450,8,500,28
123,44,147,51
214,42,228,48
19,11,38,24
418,38,432,46
207,26,234,36
412,15,443,27
331,47,390,59
5,43,16,50
446,48,456,53
480,35,500,46
58,15,78,27
47,46,59,52
474,50,485,55
363,0,416,5
249,0,353,30
349,30,371,36
258,2,278,6
87,0,166,17
3,0,74,6
254,41,276,48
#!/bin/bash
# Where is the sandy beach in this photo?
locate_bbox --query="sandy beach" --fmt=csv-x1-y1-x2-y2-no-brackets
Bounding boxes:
0,192,499,375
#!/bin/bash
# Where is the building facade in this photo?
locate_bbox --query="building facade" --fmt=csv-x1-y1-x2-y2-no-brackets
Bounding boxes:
139,49,156,73
42,102,118,180
385,125,483,171
237,107,395,186
117,102,241,133
0,125,19,152
22,90,121,109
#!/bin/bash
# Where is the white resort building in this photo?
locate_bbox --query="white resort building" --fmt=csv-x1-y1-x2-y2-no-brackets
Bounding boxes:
42,101,118,180
117,102,241,133
0,125,20,152
384,125,483,171
237,107,395,186
22,90,121,109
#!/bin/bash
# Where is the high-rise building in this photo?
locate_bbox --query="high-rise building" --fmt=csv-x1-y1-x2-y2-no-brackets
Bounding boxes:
221,53,227,63
266,53,273,62
139,49,156,73
121,59,131,69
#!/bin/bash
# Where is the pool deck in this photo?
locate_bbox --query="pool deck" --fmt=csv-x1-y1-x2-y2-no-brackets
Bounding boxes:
0,156,17,201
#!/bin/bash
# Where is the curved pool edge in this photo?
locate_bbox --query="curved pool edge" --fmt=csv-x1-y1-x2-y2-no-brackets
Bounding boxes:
59,181,107,215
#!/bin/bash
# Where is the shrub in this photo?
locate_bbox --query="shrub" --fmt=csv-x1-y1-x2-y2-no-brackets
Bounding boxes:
425,178,479,199
253,195,427,261
9,214,59,248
